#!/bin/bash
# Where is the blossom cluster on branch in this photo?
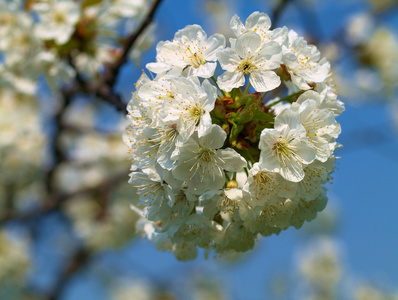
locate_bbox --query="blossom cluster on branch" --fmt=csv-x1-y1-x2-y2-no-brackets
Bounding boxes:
0,0,153,94
124,11,344,260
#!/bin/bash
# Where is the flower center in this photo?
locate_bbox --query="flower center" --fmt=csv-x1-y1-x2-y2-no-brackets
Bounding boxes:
217,193,238,213
53,11,66,24
254,171,273,187
189,104,205,125
190,52,206,68
199,149,214,162
238,60,256,75
272,137,297,166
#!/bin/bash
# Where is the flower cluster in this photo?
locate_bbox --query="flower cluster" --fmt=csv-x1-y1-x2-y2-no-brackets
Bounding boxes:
0,230,31,299
125,11,344,260
0,0,153,94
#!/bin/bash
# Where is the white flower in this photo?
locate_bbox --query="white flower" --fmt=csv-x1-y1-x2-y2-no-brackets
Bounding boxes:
281,30,331,90
172,242,198,261
0,65,37,95
347,13,375,45
73,46,116,78
160,76,217,141
33,51,75,90
292,97,338,162
259,109,316,182
306,85,345,116
168,214,215,248
159,189,196,231
243,162,295,207
129,168,175,222
147,25,225,78
34,0,80,45
125,127,159,171
289,188,328,229
136,218,173,251
172,125,246,195
137,75,176,127
294,158,335,202
214,220,256,253
229,11,288,45
299,238,341,287
105,0,147,19
240,197,295,232
0,13,39,66
0,230,30,284
217,31,282,92
200,188,244,219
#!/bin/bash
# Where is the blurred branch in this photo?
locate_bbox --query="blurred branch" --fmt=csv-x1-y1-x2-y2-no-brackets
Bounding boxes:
3,183,16,222
0,168,129,226
47,246,91,300
61,123,122,136
41,0,165,216
102,0,164,88
68,0,164,113
272,0,293,27
35,3,165,296
294,1,322,42
45,92,73,194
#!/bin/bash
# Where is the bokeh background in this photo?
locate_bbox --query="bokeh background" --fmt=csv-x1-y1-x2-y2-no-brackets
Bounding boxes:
1,0,398,299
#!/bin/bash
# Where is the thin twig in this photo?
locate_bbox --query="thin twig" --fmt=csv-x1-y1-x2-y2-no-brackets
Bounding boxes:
102,0,164,87
47,246,91,300
45,92,73,194
70,0,164,113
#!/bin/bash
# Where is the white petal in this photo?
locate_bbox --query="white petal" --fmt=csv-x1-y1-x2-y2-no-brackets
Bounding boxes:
235,31,261,58
197,113,212,138
174,24,207,44
218,148,247,172
255,41,282,69
161,43,189,68
296,90,322,106
185,62,217,78
249,70,281,92
217,48,241,71
217,71,245,92
274,109,301,131
279,158,305,182
294,140,316,164
230,14,245,37
146,62,172,73
199,124,226,149
204,33,226,61
201,79,217,111
245,11,271,36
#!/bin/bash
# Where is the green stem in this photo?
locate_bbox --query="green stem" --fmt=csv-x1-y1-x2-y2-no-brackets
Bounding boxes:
243,150,256,165
267,90,304,108
233,172,237,180
211,76,226,97
243,82,251,95
262,91,268,100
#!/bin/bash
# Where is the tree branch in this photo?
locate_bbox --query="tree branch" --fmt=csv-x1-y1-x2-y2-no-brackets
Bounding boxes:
47,246,91,300
102,0,164,88
271,0,293,27
68,0,164,113
0,169,129,226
